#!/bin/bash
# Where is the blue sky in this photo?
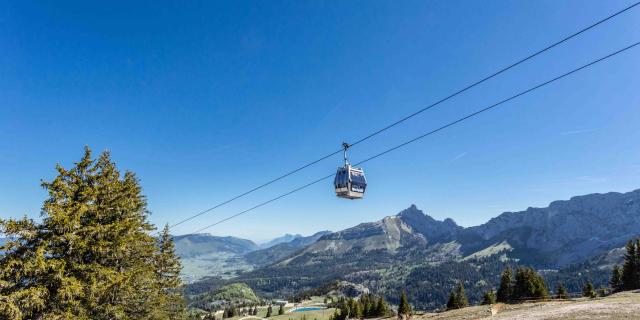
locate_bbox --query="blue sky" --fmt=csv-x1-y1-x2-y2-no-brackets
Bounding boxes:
1,1,639,242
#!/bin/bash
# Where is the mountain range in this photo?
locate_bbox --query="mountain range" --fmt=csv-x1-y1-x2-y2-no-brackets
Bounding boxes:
182,188,640,309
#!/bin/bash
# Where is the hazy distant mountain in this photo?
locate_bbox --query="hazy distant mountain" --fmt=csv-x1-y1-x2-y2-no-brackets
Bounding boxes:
245,231,331,266
189,188,640,309
173,234,258,258
259,234,303,249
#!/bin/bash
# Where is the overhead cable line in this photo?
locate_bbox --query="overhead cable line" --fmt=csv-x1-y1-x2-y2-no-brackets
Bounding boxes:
189,40,640,234
168,1,640,230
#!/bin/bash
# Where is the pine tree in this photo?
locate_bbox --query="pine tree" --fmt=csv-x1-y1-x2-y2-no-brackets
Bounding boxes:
496,267,513,303
455,282,469,308
266,305,273,318
361,298,369,317
556,283,568,299
347,298,356,319
397,291,412,318
362,295,371,318
446,282,468,310
153,224,186,318
446,292,458,310
330,309,341,320
332,298,350,320
610,265,623,293
582,282,597,298
621,240,639,290
637,239,640,287
353,299,363,319
481,290,496,305
375,296,389,317
512,267,549,301
0,148,186,319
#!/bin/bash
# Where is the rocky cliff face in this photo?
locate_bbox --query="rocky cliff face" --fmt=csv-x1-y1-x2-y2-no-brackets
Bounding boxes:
398,204,463,243
465,189,640,265
303,215,427,255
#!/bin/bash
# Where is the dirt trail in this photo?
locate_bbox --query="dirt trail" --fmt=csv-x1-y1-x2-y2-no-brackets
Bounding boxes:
416,290,640,320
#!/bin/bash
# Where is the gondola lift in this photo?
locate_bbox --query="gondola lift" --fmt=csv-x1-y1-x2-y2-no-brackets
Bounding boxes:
334,142,367,199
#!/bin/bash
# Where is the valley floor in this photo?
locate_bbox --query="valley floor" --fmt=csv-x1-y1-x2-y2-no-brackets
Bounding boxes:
415,290,640,320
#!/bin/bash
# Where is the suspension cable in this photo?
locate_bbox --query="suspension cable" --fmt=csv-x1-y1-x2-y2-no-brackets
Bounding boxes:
188,41,639,234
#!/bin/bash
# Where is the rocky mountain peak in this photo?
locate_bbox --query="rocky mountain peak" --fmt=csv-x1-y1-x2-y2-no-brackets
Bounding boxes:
396,205,461,242
398,204,431,219
443,218,458,226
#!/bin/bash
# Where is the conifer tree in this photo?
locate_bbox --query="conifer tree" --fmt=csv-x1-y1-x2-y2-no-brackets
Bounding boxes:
446,292,458,310
153,224,186,318
0,148,186,319
397,291,411,318
353,300,363,319
330,309,341,320
446,282,468,310
362,295,371,318
496,267,513,303
621,240,639,290
347,298,356,319
481,290,496,305
455,282,469,308
512,267,549,301
360,300,371,318
610,265,623,293
375,296,389,317
266,305,273,318
332,298,350,320
555,283,568,299
279,304,285,315
582,282,596,298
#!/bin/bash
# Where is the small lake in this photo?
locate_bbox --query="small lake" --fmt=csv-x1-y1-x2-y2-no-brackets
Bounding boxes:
292,307,325,312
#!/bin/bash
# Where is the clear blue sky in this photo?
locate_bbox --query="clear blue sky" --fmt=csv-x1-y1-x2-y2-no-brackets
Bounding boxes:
2,1,639,242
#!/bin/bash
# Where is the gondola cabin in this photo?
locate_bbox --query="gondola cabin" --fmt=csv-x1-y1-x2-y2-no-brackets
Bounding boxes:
334,164,367,199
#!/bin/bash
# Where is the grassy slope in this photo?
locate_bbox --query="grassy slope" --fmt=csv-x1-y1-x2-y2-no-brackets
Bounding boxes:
210,306,335,320
414,290,640,320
